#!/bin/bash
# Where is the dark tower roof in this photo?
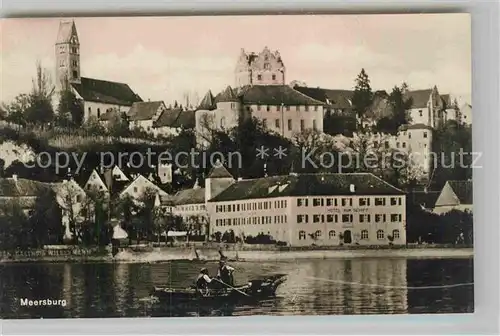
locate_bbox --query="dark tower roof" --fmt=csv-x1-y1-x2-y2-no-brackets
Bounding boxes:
56,20,78,44
198,90,216,110
215,86,239,103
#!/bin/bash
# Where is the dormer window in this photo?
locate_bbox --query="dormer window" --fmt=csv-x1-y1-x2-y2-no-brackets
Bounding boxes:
264,63,271,70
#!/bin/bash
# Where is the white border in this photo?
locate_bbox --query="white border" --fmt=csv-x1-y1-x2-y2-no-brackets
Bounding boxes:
1,0,499,334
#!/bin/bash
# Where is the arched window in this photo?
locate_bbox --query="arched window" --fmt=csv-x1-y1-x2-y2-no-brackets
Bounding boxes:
220,117,226,128
328,230,336,239
392,229,400,239
299,230,306,240
315,230,322,238
97,108,101,118
361,230,369,240
377,230,384,240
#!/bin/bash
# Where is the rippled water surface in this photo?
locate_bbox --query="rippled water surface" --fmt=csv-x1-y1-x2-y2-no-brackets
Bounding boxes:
1,257,473,318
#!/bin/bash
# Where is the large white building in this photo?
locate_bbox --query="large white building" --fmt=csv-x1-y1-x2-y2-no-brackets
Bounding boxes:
195,48,325,147
204,165,406,247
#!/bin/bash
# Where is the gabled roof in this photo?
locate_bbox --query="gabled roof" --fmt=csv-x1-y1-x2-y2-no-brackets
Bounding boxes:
293,86,353,109
238,85,324,106
71,77,143,106
127,101,164,121
154,108,195,129
447,180,473,204
56,20,78,44
198,90,217,110
120,174,169,198
215,86,239,103
0,177,53,197
174,187,206,205
405,89,432,109
157,194,175,206
209,173,404,202
207,164,234,179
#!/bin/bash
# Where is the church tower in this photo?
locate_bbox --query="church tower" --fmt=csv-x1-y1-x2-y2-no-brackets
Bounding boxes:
55,20,81,91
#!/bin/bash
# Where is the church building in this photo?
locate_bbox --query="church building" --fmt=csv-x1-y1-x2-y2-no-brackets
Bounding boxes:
55,20,143,122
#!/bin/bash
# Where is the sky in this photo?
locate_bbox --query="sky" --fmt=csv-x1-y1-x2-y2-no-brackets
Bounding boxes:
0,14,471,106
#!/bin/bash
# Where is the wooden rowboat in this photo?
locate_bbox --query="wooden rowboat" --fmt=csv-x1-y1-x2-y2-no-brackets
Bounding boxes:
150,273,287,307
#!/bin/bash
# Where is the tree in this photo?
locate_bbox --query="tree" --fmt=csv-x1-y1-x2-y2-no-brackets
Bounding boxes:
351,68,373,124
431,120,472,190
0,200,30,249
29,188,63,247
25,61,55,125
107,110,130,137
376,83,413,134
57,181,88,244
323,113,357,136
197,112,218,146
4,94,31,126
57,86,84,127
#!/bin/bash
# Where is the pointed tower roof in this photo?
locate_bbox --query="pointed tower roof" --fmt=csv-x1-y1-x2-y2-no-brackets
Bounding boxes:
208,160,234,179
56,20,78,44
216,86,239,103
198,90,216,110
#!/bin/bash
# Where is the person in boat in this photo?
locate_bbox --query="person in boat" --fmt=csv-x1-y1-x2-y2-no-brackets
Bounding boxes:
196,267,213,294
217,259,235,286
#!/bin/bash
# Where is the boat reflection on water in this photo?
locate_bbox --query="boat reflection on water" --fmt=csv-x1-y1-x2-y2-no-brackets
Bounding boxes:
146,273,288,317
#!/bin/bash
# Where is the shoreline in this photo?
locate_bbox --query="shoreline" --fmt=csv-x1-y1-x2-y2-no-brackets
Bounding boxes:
0,246,473,264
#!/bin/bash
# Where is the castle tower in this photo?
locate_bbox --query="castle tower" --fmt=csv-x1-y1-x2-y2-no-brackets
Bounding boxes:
55,20,81,91
234,47,286,87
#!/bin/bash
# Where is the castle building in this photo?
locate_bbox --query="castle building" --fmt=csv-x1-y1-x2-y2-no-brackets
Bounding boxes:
195,48,324,147
404,86,446,128
55,20,142,122
235,47,286,87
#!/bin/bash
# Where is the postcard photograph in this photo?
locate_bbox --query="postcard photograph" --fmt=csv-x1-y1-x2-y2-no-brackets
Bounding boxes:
0,14,473,319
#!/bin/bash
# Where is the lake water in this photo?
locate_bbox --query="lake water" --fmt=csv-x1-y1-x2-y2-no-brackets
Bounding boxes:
0,257,473,318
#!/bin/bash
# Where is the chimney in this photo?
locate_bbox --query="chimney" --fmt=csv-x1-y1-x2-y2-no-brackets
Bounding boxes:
349,184,355,193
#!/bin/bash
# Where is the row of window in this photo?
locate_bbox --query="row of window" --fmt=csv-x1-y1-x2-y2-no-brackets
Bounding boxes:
178,204,206,212
256,73,278,81
262,118,317,131
296,213,403,224
215,215,288,227
298,229,400,240
215,200,288,213
58,46,79,54
297,197,402,207
255,105,319,112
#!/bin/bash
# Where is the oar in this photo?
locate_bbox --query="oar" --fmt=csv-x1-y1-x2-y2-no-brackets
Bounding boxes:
214,278,250,297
